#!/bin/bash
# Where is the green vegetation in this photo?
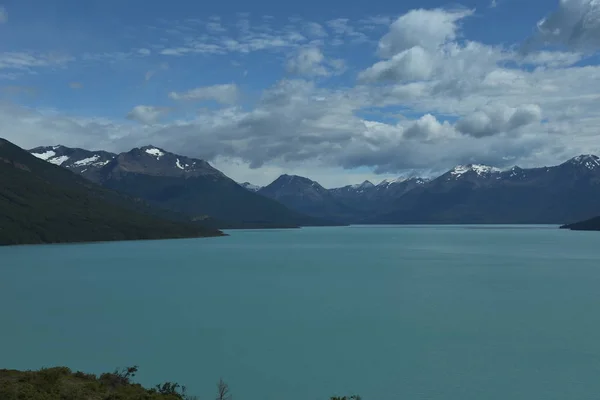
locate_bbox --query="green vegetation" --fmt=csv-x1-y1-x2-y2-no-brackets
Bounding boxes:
0,366,189,400
0,139,223,246
0,366,360,400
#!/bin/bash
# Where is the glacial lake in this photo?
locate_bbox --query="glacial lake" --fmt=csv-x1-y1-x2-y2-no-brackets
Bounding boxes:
2,225,600,400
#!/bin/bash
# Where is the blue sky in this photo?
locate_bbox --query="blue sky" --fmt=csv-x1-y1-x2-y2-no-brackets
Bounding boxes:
1,0,600,187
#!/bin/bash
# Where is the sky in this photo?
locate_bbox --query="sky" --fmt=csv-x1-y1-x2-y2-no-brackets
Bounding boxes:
1,0,600,188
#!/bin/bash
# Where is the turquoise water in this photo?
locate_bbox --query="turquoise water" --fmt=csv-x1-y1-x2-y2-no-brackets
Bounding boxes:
2,226,600,399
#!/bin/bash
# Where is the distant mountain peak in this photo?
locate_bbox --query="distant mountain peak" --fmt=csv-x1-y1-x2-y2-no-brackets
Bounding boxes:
30,145,115,168
240,182,261,192
140,145,166,160
262,174,329,197
275,174,318,186
566,154,600,170
352,180,374,189
449,164,501,178
378,177,407,186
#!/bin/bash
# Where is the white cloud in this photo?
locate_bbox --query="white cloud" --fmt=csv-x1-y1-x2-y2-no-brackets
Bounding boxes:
519,50,583,67
0,52,73,72
5,8,600,186
206,21,227,33
403,114,455,141
126,105,169,125
0,6,7,24
456,104,543,137
378,8,474,57
530,0,600,51
287,47,327,76
286,47,344,77
359,46,433,82
168,84,239,104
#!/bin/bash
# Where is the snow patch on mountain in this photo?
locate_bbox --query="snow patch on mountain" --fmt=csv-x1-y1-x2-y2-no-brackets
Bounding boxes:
570,155,600,170
48,155,69,166
74,155,100,166
377,177,427,187
176,158,185,170
240,182,261,192
32,150,56,160
450,164,501,178
378,177,408,187
352,181,374,189
145,148,164,159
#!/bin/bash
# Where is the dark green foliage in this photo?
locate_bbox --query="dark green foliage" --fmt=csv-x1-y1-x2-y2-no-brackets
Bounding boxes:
0,366,361,399
0,366,187,400
100,366,139,389
0,139,223,246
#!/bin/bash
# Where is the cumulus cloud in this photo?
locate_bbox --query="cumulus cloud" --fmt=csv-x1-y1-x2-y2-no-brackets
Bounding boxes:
359,46,433,82
519,50,583,67
360,8,498,85
126,105,170,125
530,0,600,51
377,8,474,57
456,104,543,137
403,114,455,141
286,47,344,77
287,47,329,76
0,6,7,24
4,7,600,186
168,84,239,104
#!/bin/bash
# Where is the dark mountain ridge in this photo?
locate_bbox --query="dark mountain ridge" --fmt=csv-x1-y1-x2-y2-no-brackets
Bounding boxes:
258,174,361,223
28,143,600,226
367,156,600,224
29,145,336,228
1,139,223,245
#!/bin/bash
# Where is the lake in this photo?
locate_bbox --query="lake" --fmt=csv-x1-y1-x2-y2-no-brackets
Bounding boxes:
2,225,600,399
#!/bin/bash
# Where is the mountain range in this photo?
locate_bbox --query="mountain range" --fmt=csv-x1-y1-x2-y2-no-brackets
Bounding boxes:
28,144,600,227
247,158,600,225
1,139,223,246
30,145,334,229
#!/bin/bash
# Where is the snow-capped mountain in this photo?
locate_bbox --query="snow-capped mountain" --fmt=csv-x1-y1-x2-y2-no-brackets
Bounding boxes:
564,154,600,170
368,154,600,224
101,145,225,180
27,144,600,225
328,176,428,218
29,145,116,181
239,182,262,192
28,145,332,228
445,164,501,180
